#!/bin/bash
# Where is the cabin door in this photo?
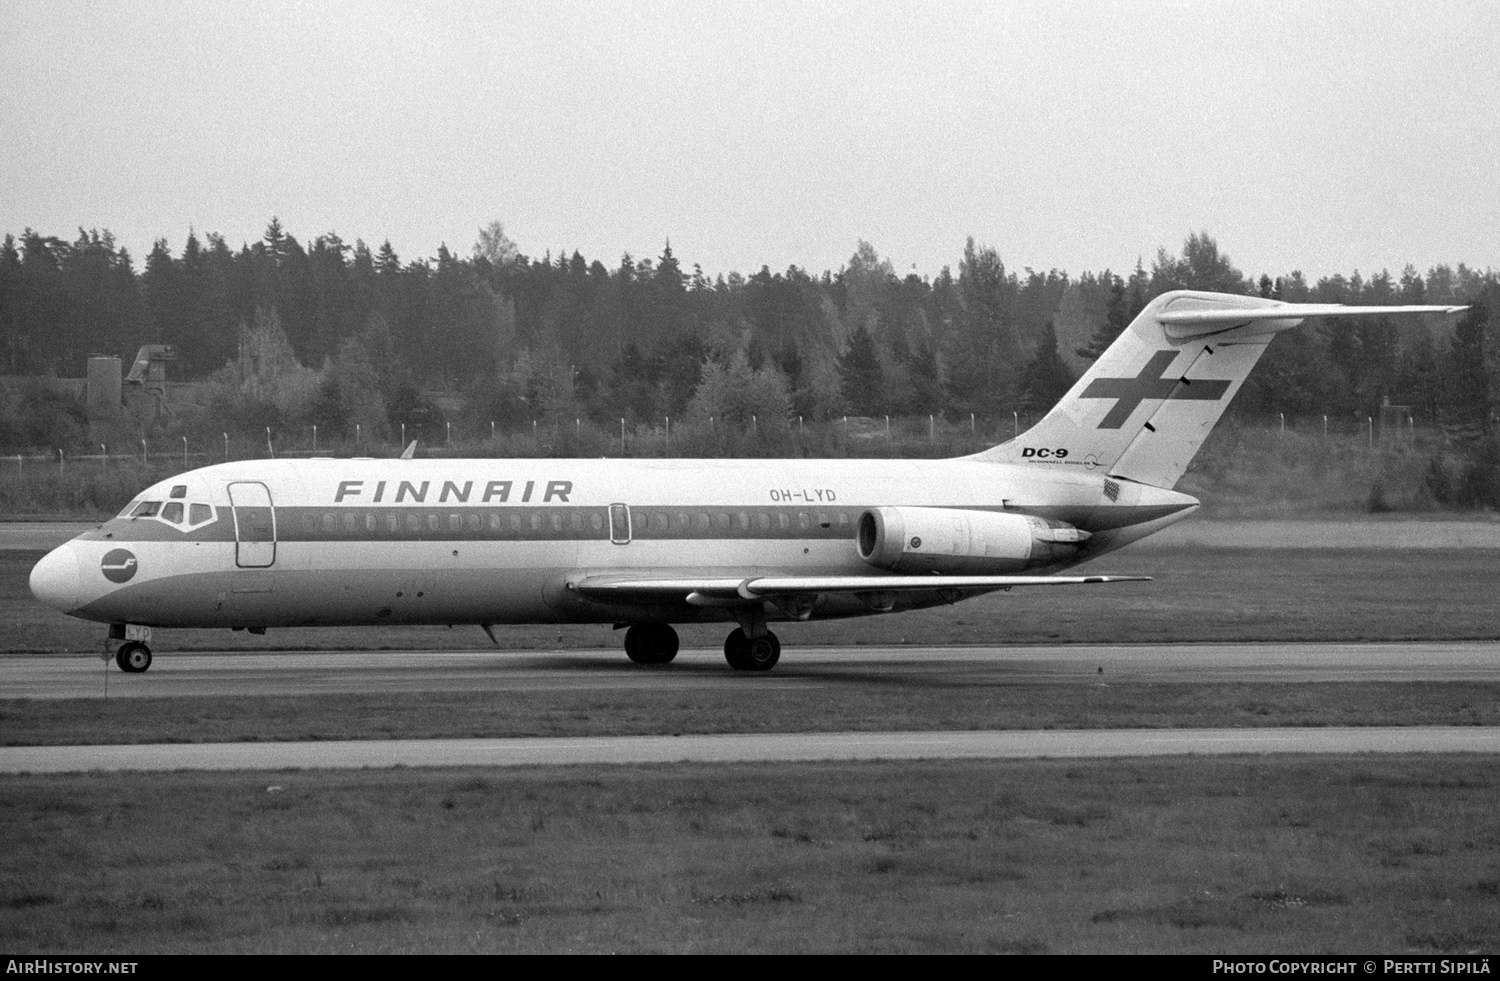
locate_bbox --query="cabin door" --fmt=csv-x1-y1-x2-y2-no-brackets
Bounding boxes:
228,481,277,568
609,503,632,545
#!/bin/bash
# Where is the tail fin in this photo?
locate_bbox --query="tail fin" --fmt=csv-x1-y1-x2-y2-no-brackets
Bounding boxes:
970,290,1465,488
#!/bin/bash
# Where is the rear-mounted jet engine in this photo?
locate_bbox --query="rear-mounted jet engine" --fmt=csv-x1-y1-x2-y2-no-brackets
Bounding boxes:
856,506,1089,574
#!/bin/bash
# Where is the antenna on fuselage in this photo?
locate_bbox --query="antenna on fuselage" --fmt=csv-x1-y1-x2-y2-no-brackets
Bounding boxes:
400,440,418,460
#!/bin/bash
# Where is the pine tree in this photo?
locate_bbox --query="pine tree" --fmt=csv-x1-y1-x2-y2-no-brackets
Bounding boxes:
1019,322,1075,414
837,325,885,415
1445,299,1490,435
1076,274,1127,362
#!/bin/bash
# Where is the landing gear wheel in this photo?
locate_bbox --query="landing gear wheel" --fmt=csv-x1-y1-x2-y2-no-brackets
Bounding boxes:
624,623,679,665
724,628,779,671
116,642,152,673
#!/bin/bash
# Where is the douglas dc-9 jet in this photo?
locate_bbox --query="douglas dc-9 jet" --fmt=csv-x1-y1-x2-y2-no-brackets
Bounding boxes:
30,290,1463,672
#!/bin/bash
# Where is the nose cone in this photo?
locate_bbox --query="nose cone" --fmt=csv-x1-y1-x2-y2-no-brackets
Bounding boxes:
30,544,81,613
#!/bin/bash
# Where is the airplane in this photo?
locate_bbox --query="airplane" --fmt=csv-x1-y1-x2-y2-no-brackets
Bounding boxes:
29,289,1465,673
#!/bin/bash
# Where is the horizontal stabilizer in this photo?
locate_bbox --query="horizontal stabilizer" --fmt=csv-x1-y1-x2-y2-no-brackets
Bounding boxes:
1158,302,1467,339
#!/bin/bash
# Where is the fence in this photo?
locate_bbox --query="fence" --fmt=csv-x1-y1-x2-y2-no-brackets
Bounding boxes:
0,414,1454,519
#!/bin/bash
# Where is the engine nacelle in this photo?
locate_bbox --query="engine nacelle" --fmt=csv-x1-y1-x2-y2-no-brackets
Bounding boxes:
856,507,1089,574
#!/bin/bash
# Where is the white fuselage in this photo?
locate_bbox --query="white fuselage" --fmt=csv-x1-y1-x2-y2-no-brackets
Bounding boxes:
30,455,1197,631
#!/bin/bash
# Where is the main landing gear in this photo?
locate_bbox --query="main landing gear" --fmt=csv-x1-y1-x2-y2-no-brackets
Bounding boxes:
115,641,152,673
724,627,780,671
620,622,782,671
624,623,679,664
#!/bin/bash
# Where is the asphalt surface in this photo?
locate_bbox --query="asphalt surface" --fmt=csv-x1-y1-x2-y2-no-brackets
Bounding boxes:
5,641,1500,773
4,726,1497,774
7,641,1500,700
0,522,97,550
8,520,1500,775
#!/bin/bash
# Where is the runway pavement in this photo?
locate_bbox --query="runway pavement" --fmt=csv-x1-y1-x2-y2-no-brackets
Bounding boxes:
6,641,1500,773
0,522,97,550
3,726,1498,774
7,640,1500,700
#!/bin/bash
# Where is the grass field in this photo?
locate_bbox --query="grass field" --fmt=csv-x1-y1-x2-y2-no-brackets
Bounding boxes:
7,681,1500,747
5,528,1500,953
3,758,1497,954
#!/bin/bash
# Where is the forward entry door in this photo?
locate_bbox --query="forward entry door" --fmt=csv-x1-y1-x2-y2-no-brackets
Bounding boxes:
609,503,631,545
228,481,276,567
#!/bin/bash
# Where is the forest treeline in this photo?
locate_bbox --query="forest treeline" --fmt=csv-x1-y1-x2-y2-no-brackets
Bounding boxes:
2,221,1497,471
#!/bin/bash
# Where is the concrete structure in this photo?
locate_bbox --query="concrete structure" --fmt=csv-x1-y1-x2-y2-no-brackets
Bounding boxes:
86,356,122,421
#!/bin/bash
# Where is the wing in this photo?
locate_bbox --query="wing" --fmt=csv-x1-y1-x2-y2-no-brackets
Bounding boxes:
568,573,1149,607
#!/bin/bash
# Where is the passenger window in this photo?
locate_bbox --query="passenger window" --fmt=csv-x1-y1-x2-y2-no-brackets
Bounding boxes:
713,512,730,532
322,513,337,533
366,512,378,532
777,512,790,530
676,512,691,531
694,512,710,532
386,513,400,535
549,512,563,532
406,512,421,533
798,512,810,531
510,513,524,532
568,511,582,532
652,512,669,532
343,512,357,532
466,513,481,532
817,513,831,529
591,512,605,533
529,513,542,532
190,503,212,525
736,512,749,532
427,514,440,532
160,502,184,524
754,512,771,532
837,512,850,529
448,513,461,532
489,513,502,532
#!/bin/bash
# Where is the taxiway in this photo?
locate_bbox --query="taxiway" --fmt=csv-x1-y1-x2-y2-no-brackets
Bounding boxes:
4,725,1498,774
5,640,1500,701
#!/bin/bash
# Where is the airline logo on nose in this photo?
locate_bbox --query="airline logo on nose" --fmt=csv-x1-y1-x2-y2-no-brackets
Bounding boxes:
1080,350,1232,429
101,549,138,583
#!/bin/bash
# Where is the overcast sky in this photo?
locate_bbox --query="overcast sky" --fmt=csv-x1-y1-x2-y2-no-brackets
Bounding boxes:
3,0,1497,282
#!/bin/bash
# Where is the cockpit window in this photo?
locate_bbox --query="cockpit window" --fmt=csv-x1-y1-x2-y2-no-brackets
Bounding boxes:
189,503,212,524
160,502,185,524
131,501,162,518
170,485,187,499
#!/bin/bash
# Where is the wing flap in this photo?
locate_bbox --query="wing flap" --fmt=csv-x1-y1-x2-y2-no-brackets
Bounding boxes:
570,573,1150,605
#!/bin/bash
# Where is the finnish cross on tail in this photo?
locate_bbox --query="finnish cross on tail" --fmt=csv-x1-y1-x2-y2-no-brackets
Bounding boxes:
972,290,1467,489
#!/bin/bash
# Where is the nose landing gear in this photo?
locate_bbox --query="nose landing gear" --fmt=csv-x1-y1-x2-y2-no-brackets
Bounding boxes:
115,641,153,673
106,624,153,673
